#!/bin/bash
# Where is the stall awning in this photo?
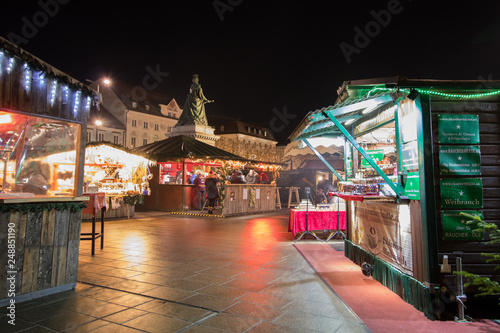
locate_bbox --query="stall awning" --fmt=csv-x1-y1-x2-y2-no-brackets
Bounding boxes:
296,91,400,141
294,89,406,198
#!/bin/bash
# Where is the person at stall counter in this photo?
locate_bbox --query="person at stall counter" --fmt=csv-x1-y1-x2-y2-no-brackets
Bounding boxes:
230,170,246,184
193,170,206,210
246,170,259,184
260,172,270,184
205,171,219,214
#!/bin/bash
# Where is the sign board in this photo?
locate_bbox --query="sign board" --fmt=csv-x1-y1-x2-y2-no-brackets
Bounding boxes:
403,171,420,200
437,114,480,144
442,211,484,241
360,149,384,168
439,145,481,175
350,202,413,276
440,178,483,209
401,141,419,171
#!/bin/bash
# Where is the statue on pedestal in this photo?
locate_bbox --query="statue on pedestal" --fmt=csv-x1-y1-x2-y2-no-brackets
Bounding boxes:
176,74,214,127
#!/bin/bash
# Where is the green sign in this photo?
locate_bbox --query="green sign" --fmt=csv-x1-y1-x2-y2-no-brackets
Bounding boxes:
401,141,419,171
440,178,483,209
403,171,420,200
437,114,480,144
439,145,481,175
442,211,484,240
361,149,384,168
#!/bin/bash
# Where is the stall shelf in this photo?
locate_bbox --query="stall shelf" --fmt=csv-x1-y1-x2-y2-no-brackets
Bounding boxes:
292,76,500,319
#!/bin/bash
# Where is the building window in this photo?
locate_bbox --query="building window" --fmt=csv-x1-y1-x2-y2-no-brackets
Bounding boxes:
132,101,138,108
264,131,267,137
132,119,137,127
145,105,150,111
154,124,159,131
131,137,136,147
143,139,148,146
221,125,224,131
113,134,119,144
144,121,149,129
87,131,92,142
98,133,105,141
168,112,172,117
247,126,251,133
258,129,262,136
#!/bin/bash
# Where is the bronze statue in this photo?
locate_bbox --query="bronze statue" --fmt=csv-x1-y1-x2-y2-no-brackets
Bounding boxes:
176,74,214,126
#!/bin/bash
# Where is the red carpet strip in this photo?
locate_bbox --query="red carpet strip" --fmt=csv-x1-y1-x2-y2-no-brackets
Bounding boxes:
294,243,499,333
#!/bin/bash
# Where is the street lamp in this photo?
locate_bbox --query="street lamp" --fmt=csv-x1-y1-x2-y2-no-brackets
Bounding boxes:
95,119,102,141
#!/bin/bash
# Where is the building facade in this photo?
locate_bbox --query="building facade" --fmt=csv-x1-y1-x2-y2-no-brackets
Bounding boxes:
88,79,181,148
211,120,282,163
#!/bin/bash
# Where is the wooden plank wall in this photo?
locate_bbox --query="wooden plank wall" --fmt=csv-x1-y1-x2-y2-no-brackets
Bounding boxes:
223,185,277,216
431,99,500,284
0,209,82,299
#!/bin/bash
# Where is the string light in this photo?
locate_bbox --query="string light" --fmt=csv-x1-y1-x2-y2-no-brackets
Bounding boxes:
50,80,57,106
416,88,500,99
73,90,81,115
23,63,31,92
84,96,91,111
7,57,14,74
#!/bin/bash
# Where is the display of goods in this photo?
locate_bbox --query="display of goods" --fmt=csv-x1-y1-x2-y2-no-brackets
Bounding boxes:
338,182,379,195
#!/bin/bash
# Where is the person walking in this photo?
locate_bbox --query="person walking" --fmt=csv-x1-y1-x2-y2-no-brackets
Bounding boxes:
204,171,219,214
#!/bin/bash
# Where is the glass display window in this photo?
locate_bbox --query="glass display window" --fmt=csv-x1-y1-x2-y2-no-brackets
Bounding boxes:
0,111,81,197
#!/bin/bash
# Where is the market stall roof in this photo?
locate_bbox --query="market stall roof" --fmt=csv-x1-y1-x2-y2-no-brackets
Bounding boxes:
294,90,401,141
0,36,96,98
132,135,248,161
86,141,155,162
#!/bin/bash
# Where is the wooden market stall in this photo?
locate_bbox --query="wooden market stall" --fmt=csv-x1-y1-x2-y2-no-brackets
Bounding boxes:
292,76,500,320
133,135,281,216
82,142,155,219
0,36,96,304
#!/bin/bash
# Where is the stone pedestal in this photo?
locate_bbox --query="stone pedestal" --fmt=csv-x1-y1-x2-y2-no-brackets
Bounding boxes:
170,124,219,146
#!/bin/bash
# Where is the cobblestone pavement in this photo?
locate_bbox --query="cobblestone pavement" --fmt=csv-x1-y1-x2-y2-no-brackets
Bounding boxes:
1,210,369,332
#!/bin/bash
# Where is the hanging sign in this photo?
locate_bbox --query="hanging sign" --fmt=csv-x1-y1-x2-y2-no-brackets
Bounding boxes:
403,171,420,200
440,178,483,209
360,149,384,168
442,211,484,241
439,145,481,175
437,114,480,144
401,141,419,171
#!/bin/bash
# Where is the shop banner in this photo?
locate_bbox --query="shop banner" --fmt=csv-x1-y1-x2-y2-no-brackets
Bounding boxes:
439,145,481,175
437,114,480,144
351,202,413,276
360,149,384,168
440,178,483,209
442,211,484,241
401,141,419,171
403,171,420,200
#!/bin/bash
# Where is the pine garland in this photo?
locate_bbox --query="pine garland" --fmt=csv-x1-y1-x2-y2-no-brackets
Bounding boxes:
0,201,87,213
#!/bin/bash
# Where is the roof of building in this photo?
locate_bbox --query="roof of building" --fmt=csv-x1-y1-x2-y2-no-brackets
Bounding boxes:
211,120,276,141
88,105,126,130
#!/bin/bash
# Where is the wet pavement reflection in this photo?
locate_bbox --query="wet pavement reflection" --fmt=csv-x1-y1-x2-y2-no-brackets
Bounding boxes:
1,211,368,333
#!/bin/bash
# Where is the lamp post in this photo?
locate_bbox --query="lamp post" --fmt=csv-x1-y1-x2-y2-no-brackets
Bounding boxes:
95,119,102,141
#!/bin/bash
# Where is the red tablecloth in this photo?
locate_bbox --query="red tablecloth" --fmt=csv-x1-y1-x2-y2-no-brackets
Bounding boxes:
82,192,107,215
288,209,346,237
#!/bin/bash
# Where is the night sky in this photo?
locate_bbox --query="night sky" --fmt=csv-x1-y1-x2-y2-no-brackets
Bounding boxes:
1,1,500,143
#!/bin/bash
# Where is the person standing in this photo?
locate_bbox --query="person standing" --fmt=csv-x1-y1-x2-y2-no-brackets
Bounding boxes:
260,172,270,184
205,171,219,214
193,170,206,210
246,170,259,184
